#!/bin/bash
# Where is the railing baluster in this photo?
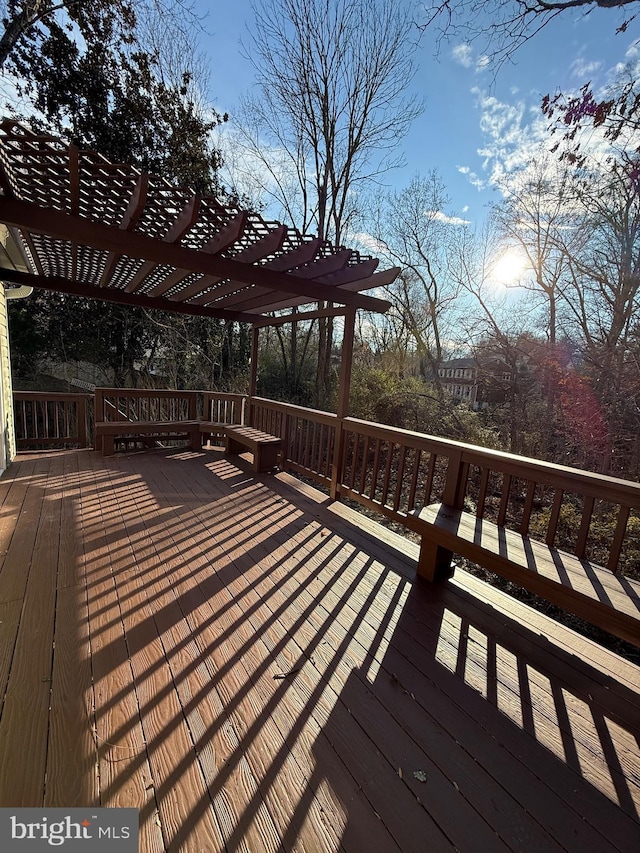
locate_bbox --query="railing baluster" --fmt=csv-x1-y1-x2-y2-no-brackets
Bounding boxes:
520,480,536,536
381,442,394,507
347,433,357,490
546,489,564,548
407,448,421,512
370,438,381,501
477,467,490,518
359,435,371,496
576,496,595,560
497,474,512,526
608,505,630,573
424,453,436,506
393,445,408,511
310,420,319,473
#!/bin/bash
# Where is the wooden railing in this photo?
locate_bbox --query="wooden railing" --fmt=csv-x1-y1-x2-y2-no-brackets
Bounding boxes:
336,418,640,578
249,397,338,486
14,388,246,451
447,441,640,574
13,391,92,449
338,417,448,530
245,402,640,581
13,388,640,583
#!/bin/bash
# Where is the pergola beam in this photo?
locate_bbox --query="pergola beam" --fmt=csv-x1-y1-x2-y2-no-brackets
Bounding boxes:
0,267,266,323
252,306,347,328
0,196,391,313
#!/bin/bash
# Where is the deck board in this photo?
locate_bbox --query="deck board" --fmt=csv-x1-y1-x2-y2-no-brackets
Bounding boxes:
124,451,393,853
0,453,60,805
0,448,638,852
83,451,166,853
45,451,99,806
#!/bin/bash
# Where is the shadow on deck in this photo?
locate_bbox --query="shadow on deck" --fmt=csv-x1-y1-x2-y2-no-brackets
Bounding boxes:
0,448,638,852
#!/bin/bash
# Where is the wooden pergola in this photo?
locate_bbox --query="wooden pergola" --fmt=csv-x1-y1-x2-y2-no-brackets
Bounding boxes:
0,118,397,416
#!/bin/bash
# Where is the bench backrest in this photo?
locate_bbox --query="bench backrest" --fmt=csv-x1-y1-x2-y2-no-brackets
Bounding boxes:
95,388,198,423
203,392,245,425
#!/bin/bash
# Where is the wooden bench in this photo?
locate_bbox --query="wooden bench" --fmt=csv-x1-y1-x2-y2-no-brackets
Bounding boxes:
95,420,201,456
223,425,282,473
415,503,640,647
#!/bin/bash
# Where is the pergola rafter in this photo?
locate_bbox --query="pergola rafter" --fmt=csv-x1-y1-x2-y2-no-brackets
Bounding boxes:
0,120,397,324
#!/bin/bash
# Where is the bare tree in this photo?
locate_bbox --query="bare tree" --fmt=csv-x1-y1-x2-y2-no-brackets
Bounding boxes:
240,0,421,244
367,172,465,379
447,223,548,451
477,151,640,469
420,1,639,68
491,157,578,344
234,0,422,407
558,164,640,403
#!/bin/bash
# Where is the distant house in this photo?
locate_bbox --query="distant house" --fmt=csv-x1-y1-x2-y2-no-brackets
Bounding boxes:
436,357,478,405
436,355,516,408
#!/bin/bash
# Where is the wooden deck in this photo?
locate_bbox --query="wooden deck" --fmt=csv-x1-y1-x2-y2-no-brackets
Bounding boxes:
0,448,638,852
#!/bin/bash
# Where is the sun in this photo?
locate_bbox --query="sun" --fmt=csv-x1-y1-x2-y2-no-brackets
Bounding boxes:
491,249,528,285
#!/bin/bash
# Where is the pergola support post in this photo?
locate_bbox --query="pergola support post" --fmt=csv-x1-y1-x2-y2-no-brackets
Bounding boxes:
247,324,259,426
330,306,356,501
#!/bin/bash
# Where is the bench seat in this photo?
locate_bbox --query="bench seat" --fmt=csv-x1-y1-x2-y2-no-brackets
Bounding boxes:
224,425,282,473
416,503,640,647
95,420,200,456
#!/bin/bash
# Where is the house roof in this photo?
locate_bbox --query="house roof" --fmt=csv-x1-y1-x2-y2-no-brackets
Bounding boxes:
439,358,476,370
0,120,396,324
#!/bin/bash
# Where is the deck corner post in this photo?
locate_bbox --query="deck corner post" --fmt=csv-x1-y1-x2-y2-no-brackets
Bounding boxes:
330,418,344,501
93,388,104,449
77,395,88,447
281,411,291,472
442,449,468,509
417,536,454,582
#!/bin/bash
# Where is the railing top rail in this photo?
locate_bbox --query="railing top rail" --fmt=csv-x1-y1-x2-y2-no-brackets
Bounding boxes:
96,387,200,398
250,396,339,424
343,416,640,504
204,391,247,402
13,391,93,400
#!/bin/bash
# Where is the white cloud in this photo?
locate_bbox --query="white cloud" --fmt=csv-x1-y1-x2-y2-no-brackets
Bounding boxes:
570,57,603,79
458,162,486,191
451,43,490,73
348,231,390,254
452,43,473,68
426,210,471,226
471,88,551,187
625,41,640,61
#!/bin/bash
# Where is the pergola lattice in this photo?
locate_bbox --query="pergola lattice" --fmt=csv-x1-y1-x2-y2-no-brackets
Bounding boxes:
0,119,396,325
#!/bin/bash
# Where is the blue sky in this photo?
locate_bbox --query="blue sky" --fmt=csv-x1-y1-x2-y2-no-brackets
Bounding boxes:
197,1,637,229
